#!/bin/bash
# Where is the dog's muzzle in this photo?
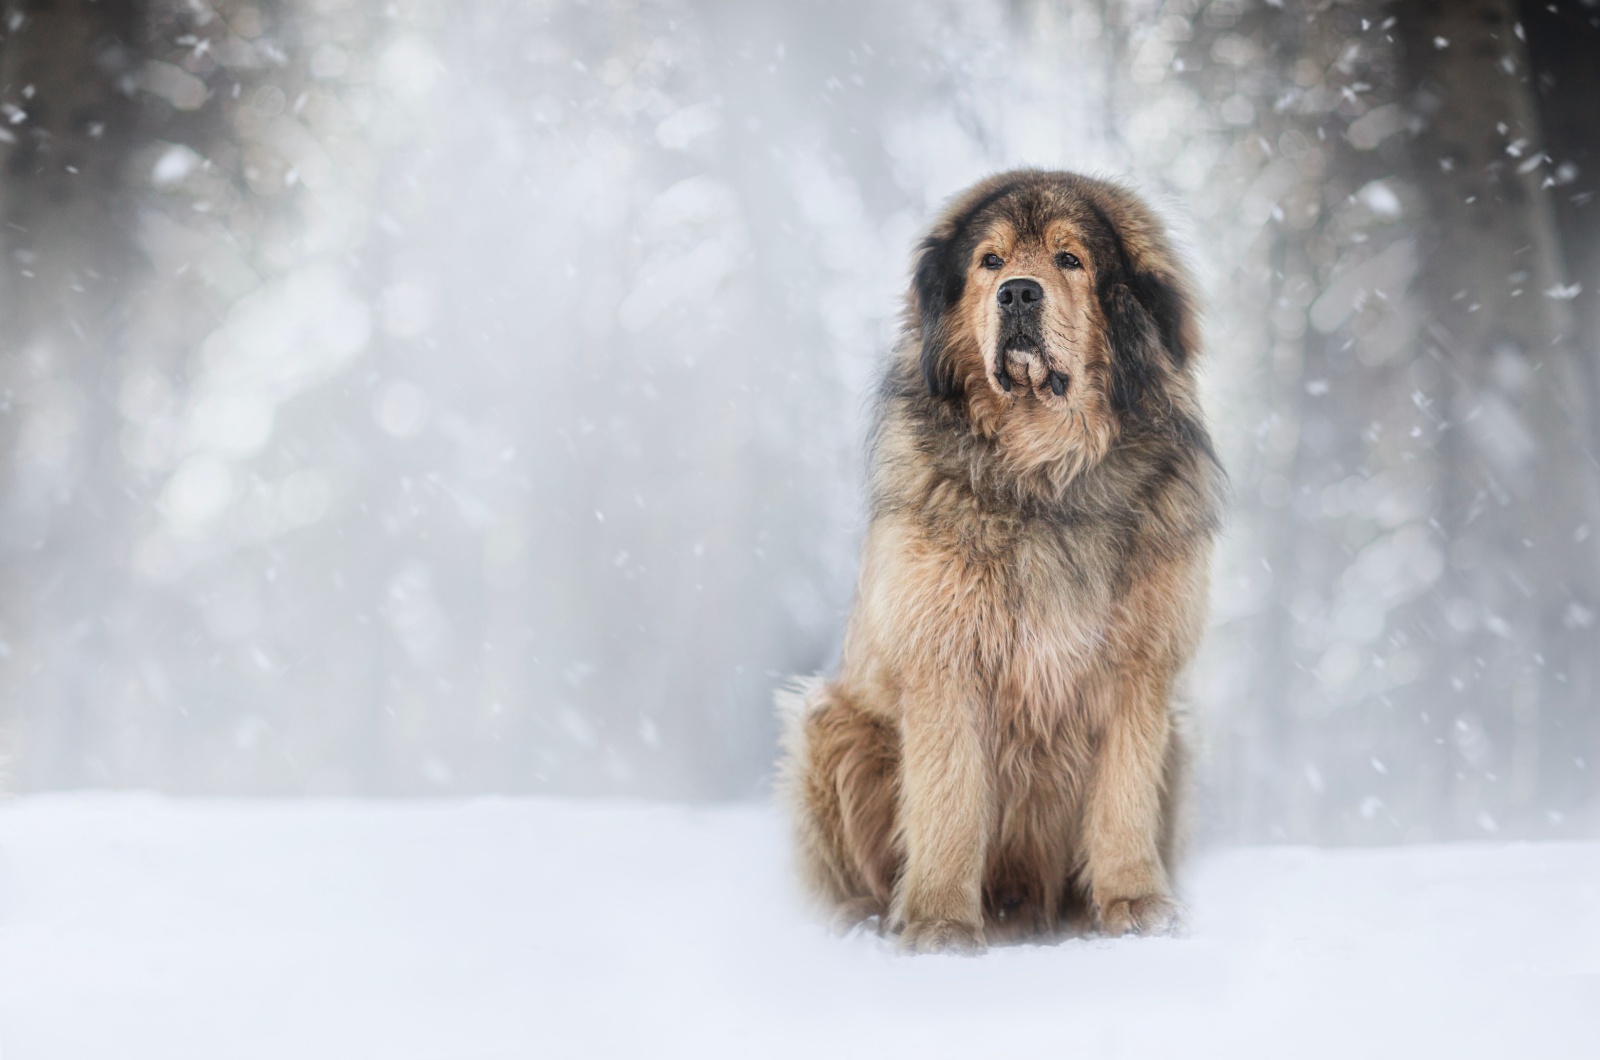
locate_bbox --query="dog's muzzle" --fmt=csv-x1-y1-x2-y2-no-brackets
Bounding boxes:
995,329,1069,397
994,278,1067,396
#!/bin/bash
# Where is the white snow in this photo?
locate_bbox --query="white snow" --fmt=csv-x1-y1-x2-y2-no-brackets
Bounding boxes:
0,794,1595,1059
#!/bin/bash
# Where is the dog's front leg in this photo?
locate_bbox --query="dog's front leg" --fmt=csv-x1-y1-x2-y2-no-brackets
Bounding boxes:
890,688,991,954
1082,670,1180,936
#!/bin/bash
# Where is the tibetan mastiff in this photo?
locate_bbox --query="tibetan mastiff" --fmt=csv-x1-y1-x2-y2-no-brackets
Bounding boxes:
779,170,1223,953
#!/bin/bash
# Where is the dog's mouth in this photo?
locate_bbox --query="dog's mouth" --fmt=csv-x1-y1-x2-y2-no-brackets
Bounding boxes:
994,332,1069,398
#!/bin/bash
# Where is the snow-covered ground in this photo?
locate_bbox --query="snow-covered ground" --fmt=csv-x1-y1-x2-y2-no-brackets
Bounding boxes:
0,795,1594,1059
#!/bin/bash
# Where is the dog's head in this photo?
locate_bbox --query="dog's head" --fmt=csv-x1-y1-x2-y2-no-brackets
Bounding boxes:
910,170,1198,471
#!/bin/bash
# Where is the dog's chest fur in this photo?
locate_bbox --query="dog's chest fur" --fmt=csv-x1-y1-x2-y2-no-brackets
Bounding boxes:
857,459,1148,732
850,380,1215,751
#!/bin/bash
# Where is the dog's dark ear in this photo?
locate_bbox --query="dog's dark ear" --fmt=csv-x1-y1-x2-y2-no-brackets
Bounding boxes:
1104,281,1162,416
1125,269,1193,369
1104,268,1194,415
913,235,964,400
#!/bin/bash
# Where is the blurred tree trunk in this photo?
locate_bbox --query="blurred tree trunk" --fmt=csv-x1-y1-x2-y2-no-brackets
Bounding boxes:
1397,0,1600,833
1518,0,1600,820
1147,0,1600,842
1146,0,1435,844
0,1,148,785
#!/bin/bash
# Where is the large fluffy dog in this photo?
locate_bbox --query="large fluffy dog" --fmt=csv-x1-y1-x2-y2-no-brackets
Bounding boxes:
779,170,1223,953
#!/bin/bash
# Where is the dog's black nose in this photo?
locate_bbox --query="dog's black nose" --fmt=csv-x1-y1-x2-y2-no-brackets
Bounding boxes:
997,278,1044,313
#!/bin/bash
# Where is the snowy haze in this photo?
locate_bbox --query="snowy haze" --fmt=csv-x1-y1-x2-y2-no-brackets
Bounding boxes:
1,0,1597,846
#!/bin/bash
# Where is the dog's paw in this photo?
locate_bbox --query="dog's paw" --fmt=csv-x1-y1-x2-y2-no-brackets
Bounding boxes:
830,896,887,936
897,918,987,956
1096,893,1181,938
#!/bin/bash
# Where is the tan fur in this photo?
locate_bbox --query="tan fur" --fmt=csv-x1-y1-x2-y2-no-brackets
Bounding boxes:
778,171,1222,953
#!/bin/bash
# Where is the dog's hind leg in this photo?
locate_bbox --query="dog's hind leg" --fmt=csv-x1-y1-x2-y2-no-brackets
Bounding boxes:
777,679,901,929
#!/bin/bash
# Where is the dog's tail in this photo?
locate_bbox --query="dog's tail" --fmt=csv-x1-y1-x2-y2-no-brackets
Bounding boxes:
773,674,828,805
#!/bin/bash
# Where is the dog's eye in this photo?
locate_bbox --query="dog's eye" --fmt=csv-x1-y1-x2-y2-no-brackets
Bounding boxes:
1056,251,1082,271
981,253,1004,270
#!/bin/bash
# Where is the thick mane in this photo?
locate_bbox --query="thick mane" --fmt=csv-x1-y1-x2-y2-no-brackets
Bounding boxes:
881,170,1223,537
873,362,1222,551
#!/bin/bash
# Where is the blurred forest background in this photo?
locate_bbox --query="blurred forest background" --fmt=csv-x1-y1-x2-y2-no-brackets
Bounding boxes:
1,0,1598,845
